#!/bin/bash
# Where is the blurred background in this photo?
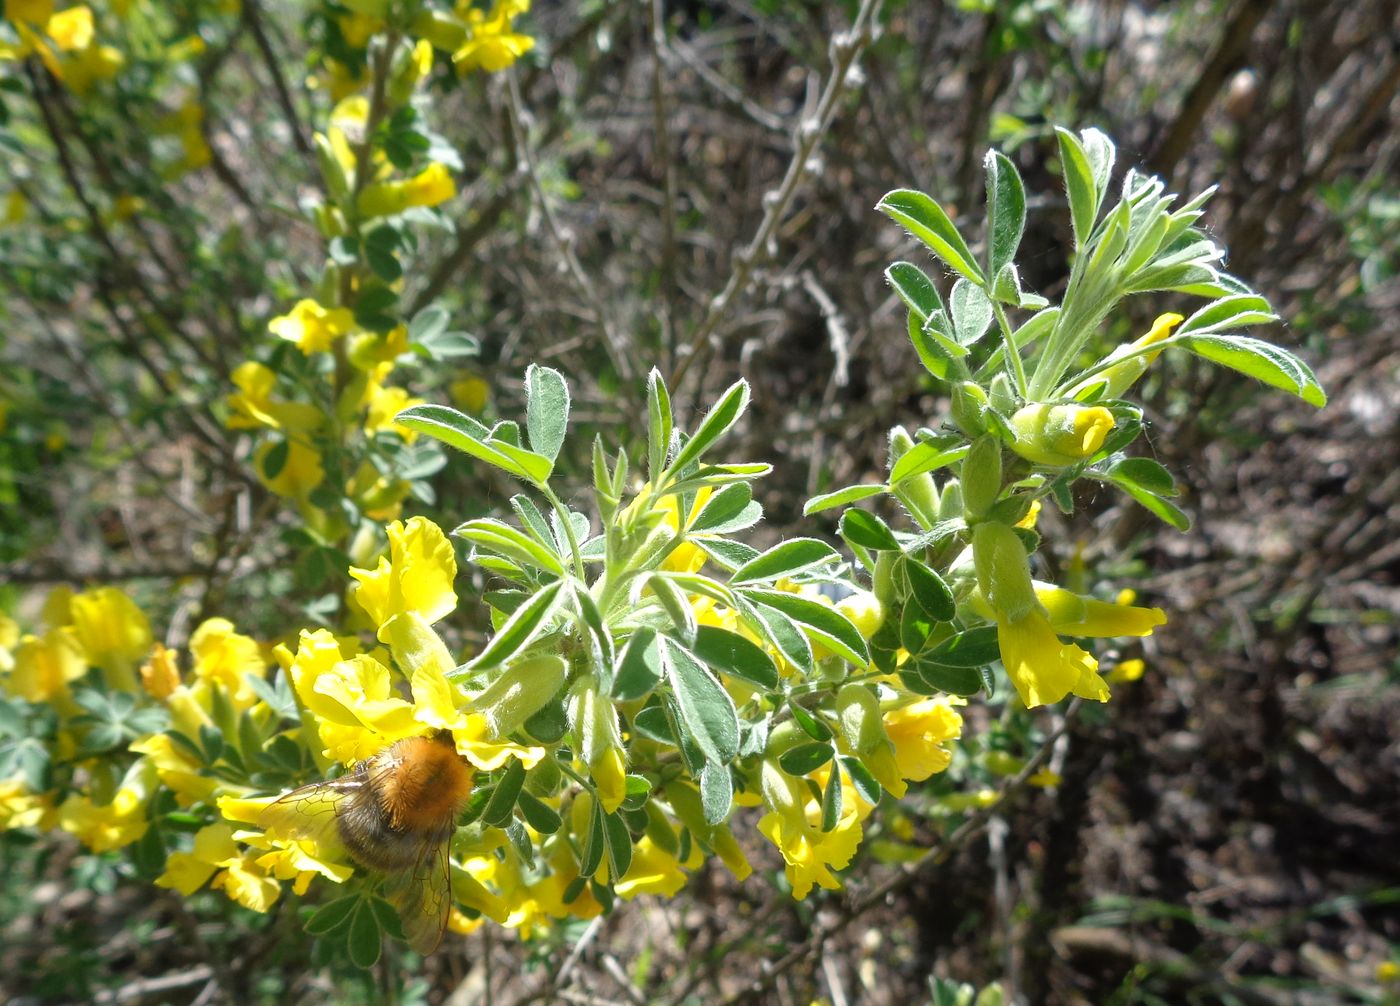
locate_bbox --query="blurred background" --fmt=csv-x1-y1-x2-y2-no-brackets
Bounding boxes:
2,0,1397,1003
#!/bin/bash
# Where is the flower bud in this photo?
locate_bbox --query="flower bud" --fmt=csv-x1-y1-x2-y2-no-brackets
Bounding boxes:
473,654,567,737
971,521,1038,621
960,434,1003,519
1009,403,1114,467
888,426,939,527
836,683,885,755
568,675,626,813
950,381,991,436
1067,313,1183,401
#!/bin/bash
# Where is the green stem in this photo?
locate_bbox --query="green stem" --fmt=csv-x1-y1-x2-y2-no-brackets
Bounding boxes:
540,482,587,581
991,300,1029,400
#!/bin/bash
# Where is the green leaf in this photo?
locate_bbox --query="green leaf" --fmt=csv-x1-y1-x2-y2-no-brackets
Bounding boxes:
885,261,948,325
455,518,566,576
692,625,779,690
803,484,885,515
889,440,968,486
1176,334,1326,407
646,368,673,482
603,811,633,880
1103,474,1191,531
524,364,570,462
667,379,751,477
690,483,760,533
950,279,994,346
839,509,900,551
465,581,564,671
908,312,956,378
578,798,606,878
647,573,697,644
307,895,360,936
346,902,382,968
1055,127,1098,249
820,759,842,832
730,538,840,584
788,701,833,742
660,636,740,764
517,790,562,834
1108,457,1177,497
908,656,985,696
695,538,760,572
613,628,663,700
924,626,1000,667
902,558,956,621
396,404,542,483
365,225,402,282
877,189,986,286
840,756,881,805
1177,295,1277,336
699,761,733,825
408,305,450,344
779,741,833,776
261,439,289,480
738,598,813,675
483,758,526,827
984,150,1026,278
744,589,870,666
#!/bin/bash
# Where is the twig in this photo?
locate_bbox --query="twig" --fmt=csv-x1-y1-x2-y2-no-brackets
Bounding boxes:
647,0,681,370
242,0,315,161
555,914,605,989
716,700,1083,1006
667,35,787,133
668,0,885,394
503,71,636,383
798,270,851,388
93,966,214,1005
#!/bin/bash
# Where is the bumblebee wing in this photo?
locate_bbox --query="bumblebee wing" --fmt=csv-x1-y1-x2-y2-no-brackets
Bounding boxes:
382,838,452,954
255,778,361,850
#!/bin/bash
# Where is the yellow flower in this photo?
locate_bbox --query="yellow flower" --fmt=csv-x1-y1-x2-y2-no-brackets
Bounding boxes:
450,373,490,413
863,697,963,798
0,779,57,831
349,516,458,626
1068,313,1184,400
1010,402,1115,466
268,299,355,355
336,10,383,48
356,161,456,218
156,822,240,895
70,585,151,688
7,628,85,703
286,630,421,764
188,617,266,706
254,438,324,499
210,848,281,912
616,836,688,898
128,733,220,807
239,827,354,895
452,0,535,74
973,521,1111,708
58,758,156,852
45,5,92,50
1027,768,1062,788
363,381,423,439
756,761,869,899
1107,658,1146,684
995,608,1109,707
1033,582,1166,637
225,361,323,431
139,642,181,699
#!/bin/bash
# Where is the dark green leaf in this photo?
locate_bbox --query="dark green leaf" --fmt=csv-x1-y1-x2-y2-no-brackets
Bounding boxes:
346,903,382,968
902,559,956,621
692,625,779,690
984,150,1026,278
876,189,986,286
925,625,1000,667
744,589,870,666
660,637,740,764
699,761,732,825
731,538,840,584
778,742,834,776
839,510,899,551
613,628,663,701
465,581,564,671
482,758,526,827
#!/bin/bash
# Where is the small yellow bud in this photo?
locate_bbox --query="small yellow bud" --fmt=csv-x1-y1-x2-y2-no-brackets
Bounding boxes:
1009,403,1114,467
